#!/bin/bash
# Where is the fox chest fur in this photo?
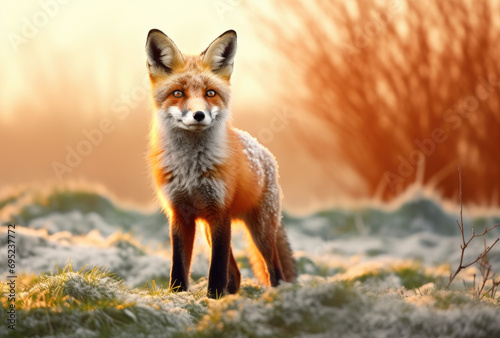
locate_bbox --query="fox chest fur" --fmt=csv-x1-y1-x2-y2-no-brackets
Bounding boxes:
154,120,230,211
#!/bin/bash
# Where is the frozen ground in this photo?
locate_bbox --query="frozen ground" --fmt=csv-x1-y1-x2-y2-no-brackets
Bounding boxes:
1,184,499,337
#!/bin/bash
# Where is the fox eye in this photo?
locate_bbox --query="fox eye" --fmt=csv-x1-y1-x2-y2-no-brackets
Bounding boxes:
206,90,216,97
172,90,184,98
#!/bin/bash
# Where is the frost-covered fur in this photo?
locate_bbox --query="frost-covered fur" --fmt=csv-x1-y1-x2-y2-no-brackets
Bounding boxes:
238,130,297,284
237,130,281,221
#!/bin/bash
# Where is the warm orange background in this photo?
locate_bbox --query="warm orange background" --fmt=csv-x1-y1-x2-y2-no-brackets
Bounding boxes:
1,0,499,214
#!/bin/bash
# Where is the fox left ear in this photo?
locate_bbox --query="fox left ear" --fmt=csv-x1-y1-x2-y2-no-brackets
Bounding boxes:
146,29,184,78
202,30,237,78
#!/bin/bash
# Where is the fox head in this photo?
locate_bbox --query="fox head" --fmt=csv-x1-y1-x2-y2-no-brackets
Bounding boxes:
146,29,237,132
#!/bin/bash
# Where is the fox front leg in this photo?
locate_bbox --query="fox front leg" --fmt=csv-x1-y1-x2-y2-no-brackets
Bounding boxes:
168,209,196,292
206,216,232,298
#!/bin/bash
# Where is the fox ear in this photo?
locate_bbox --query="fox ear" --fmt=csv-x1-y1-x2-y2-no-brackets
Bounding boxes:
202,30,237,78
146,29,184,77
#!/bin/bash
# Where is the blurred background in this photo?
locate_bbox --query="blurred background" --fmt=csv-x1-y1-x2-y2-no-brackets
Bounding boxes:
1,1,500,314
1,0,500,215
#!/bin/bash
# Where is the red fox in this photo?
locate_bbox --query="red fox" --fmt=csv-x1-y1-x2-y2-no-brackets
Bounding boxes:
145,29,296,298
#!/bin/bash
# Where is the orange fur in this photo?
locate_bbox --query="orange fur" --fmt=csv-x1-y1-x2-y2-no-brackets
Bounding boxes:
146,29,296,297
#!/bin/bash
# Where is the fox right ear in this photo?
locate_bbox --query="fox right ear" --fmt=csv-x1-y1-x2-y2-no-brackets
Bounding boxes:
145,29,184,77
202,30,237,79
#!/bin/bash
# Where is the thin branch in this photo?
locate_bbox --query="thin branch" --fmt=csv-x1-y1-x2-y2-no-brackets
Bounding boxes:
484,278,500,299
461,238,499,270
446,165,500,289
475,240,493,299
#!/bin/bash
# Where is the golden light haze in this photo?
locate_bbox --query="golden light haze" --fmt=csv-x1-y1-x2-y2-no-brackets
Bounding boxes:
1,0,499,214
0,0,338,214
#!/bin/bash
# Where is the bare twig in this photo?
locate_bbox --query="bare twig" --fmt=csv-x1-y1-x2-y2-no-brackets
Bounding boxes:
446,165,499,289
484,278,500,299
474,240,493,299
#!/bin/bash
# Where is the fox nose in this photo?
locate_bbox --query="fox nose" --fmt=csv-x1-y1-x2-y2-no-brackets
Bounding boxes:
193,111,205,122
